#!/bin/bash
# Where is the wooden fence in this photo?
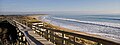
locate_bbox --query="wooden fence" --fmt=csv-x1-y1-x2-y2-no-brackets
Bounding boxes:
32,22,120,45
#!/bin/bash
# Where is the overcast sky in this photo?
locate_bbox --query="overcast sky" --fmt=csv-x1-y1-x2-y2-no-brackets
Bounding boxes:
0,0,120,14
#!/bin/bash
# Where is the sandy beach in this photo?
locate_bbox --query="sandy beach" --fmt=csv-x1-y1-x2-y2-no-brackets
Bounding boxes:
30,15,100,37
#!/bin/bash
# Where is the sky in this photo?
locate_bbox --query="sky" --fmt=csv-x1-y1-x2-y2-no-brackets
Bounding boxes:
0,0,120,14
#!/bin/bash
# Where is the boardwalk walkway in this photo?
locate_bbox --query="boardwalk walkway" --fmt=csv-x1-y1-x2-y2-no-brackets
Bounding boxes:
28,31,53,45
10,20,54,45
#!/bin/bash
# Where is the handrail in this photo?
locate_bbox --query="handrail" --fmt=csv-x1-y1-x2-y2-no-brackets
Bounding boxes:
0,19,28,45
7,19,36,45
33,24,120,45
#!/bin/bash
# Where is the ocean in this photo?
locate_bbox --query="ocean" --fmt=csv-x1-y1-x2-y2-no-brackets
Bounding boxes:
39,14,120,41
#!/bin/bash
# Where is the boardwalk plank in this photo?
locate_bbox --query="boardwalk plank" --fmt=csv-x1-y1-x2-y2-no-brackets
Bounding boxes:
28,31,54,45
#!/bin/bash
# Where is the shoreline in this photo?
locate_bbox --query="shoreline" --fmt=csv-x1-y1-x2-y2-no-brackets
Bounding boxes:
30,15,100,36
30,15,120,41
30,15,120,44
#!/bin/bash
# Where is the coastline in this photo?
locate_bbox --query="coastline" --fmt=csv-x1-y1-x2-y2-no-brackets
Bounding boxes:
30,15,120,44
30,15,100,36
29,14,119,41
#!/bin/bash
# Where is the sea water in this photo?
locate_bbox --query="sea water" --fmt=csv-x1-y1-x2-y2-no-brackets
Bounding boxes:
39,14,120,41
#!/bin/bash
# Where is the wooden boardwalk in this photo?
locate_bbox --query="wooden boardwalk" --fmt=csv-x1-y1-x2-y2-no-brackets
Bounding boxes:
28,31,54,45
9,20,54,45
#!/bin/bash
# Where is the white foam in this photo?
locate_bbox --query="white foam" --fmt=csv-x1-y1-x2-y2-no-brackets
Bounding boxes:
52,17,120,28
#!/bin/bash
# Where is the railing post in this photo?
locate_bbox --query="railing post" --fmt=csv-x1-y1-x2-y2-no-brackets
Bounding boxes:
46,29,49,40
62,33,65,45
74,36,76,45
40,28,42,36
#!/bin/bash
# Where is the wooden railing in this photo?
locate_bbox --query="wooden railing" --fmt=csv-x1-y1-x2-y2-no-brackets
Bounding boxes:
0,19,28,45
6,20,36,45
32,23,120,45
16,28,28,45
5,20,28,45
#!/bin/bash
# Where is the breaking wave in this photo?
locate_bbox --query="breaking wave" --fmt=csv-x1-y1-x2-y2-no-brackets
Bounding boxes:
52,17,120,29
